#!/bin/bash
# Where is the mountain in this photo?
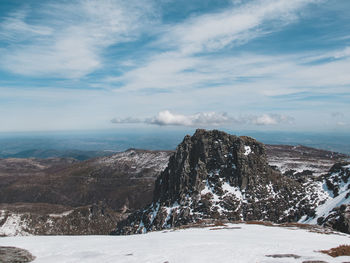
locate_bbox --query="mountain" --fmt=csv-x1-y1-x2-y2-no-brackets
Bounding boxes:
0,149,172,236
0,149,116,160
0,131,348,236
114,129,337,235
0,149,171,211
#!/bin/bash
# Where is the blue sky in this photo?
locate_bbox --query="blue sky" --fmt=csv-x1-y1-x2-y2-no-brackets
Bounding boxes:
0,0,349,132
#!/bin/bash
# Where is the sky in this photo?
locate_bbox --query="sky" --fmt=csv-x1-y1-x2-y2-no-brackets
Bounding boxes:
0,0,349,132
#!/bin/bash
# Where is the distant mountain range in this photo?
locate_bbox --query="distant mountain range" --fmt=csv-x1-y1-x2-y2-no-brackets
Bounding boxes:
0,149,115,160
1,130,350,157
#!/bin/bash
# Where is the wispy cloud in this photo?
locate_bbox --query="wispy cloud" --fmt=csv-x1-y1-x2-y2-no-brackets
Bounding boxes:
112,110,294,127
1,0,349,132
158,0,318,55
106,0,350,97
0,0,157,78
109,48,350,101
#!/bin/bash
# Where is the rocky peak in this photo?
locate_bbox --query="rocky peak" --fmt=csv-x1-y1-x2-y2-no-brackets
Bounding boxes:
153,129,267,204
113,129,315,235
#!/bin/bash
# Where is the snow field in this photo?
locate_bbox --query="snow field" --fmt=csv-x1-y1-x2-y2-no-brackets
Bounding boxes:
1,224,349,263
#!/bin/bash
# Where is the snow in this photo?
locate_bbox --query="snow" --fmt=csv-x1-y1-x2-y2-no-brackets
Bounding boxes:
266,182,278,198
49,210,73,218
163,202,181,228
306,189,350,224
222,182,243,200
201,181,220,202
1,224,349,263
244,146,251,156
300,165,350,224
0,211,31,236
97,150,171,173
267,158,334,177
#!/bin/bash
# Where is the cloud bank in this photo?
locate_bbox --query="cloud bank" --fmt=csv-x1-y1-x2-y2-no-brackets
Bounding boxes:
112,110,294,127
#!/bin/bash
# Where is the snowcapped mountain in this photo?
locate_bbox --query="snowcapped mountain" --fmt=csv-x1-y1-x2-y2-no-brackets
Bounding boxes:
114,129,333,235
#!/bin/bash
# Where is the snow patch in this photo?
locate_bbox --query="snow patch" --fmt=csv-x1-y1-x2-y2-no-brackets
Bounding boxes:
97,150,171,173
0,211,31,236
49,210,74,218
222,182,243,200
304,189,350,224
244,146,251,156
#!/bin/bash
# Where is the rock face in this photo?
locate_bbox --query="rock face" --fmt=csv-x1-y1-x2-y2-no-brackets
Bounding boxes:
324,162,350,198
301,162,350,233
113,129,320,235
319,204,350,234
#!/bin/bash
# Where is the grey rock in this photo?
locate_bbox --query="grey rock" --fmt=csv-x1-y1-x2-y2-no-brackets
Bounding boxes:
266,254,301,258
0,246,35,263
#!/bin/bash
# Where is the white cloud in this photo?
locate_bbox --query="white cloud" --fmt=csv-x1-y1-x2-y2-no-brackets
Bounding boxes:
106,0,350,96
112,110,238,127
147,110,237,126
336,121,346,126
0,10,53,41
111,117,142,124
159,0,318,54
250,114,294,125
109,47,350,98
112,110,293,127
0,0,157,78
333,46,350,59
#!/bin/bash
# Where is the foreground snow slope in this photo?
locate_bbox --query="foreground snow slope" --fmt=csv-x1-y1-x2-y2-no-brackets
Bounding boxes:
0,224,349,263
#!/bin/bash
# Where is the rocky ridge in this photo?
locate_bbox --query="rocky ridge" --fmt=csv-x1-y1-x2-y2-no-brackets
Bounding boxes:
266,144,348,177
300,162,350,233
0,150,172,236
114,129,330,235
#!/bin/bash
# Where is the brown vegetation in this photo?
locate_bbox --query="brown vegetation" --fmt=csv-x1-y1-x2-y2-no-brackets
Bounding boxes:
320,245,350,257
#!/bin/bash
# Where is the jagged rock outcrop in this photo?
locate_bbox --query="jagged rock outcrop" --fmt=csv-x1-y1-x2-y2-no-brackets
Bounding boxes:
318,204,350,234
324,162,350,197
113,129,322,235
300,162,350,233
